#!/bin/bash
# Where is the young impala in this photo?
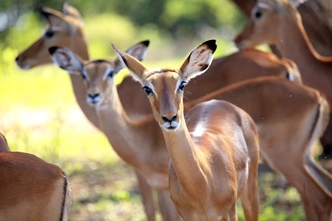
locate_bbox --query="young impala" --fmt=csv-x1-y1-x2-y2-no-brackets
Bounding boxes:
234,0,332,159
0,132,71,221
113,40,260,220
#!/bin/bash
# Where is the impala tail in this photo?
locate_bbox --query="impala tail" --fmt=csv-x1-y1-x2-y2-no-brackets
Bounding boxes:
304,94,332,197
60,172,72,221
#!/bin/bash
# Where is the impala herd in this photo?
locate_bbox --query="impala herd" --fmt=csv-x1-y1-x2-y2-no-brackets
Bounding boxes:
3,0,332,220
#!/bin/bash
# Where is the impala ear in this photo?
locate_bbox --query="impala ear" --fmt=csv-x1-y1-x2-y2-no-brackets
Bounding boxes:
48,46,84,75
112,43,148,85
113,40,150,75
179,39,217,82
38,6,66,26
63,3,83,21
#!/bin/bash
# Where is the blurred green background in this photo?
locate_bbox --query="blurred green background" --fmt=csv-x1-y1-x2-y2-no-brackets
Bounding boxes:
0,1,304,220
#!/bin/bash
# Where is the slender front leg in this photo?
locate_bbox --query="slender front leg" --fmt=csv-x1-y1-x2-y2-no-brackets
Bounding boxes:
135,171,156,221
157,189,180,221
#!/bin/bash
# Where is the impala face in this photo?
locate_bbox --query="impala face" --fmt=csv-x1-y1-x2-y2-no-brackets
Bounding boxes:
82,61,116,107
142,69,186,131
234,0,292,49
16,5,85,69
112,39,217,132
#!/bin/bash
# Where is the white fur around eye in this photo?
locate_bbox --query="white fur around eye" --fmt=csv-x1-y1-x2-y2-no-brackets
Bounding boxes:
257,2,272,10
103,67,115,80
145,81,156,97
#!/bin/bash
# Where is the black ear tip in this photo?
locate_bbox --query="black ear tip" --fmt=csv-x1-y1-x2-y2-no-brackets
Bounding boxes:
204,39,217,52
48,46,59,55
141,40,150,47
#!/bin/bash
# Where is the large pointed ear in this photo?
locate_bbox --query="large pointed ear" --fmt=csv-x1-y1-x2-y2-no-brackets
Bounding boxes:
113,40,150,76
112,43,148,85
63,3,83,21
179,39,217,82
38,6,66,26
48,46,84,75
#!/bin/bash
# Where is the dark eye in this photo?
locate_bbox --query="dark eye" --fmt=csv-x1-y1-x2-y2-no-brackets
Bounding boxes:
107,70,114,78
143,86,153,95
81,73,87,80
254,10,262,19
45,30,54,38
178,81,186,91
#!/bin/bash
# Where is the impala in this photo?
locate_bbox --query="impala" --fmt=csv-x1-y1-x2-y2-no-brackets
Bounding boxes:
117,42,332,220
234,0,332,159
0,132,71,221
114,39,260,221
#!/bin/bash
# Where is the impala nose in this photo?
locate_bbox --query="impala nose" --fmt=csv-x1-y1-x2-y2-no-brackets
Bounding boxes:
88,93,100,104
15,55,19,62
88,93,100,99
162,114,177,123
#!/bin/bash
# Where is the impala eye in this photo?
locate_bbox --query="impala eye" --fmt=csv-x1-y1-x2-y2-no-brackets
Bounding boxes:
254,10,262,19
178,81,186,91
143,86,153,95
45,30,54,38
81,73,87,80
107,70,114,78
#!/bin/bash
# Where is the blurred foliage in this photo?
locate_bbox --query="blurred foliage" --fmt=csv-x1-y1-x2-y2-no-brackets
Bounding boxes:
0,0,246,41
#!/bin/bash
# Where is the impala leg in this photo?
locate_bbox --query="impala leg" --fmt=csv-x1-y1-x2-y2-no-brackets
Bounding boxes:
135,171,156,221
268,161,332,221
298,172,332,221
228,203,238,221
240,164,259,221
156,189,180,221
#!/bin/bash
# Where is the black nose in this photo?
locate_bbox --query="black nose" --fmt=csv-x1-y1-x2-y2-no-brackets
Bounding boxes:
162,114,177,123
88,93,99,99
15,56,19,62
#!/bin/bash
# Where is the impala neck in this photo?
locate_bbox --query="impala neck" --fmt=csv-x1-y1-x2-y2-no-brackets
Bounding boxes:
71,31,89,61
161,112,208,189
67,31,100,130
277,12,321,69
95,84,156,167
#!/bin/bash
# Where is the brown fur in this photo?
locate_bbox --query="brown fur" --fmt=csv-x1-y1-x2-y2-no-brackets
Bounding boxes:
0,134,71,221
235,0,332,160
232,0,332,56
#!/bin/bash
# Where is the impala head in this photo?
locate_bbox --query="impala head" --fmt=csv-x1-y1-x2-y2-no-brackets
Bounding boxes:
16,3,86,69
113,40,217,131
48,40,149,107
234,0,306,49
